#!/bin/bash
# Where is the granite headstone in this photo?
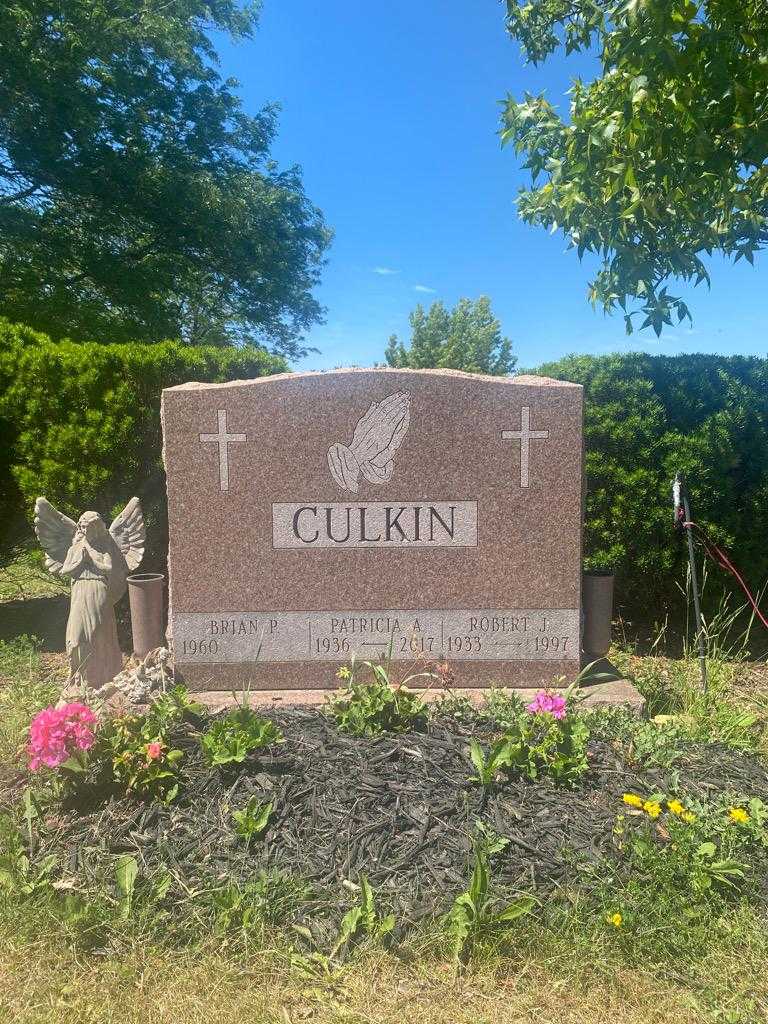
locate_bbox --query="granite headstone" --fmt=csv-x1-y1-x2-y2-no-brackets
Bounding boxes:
161,368,584,690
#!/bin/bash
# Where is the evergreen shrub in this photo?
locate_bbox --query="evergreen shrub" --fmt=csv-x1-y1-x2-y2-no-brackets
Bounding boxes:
0,320,286,563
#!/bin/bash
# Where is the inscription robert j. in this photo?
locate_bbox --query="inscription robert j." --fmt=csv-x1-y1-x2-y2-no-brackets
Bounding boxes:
272,501,478,549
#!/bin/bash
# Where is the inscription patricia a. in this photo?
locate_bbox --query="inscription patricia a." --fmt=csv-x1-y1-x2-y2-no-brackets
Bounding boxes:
272,501,478,549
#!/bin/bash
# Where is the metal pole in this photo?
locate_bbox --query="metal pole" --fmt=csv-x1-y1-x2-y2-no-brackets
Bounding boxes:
676,476,707,697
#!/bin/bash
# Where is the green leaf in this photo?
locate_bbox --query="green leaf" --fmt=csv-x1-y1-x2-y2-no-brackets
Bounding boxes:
233,798,273,840
151,872,172,902
115,855,139,919
337,906,363,947
494,894,537,923
378,913,396,935
115,855,139,898
469,738,488,780
0,867,17,891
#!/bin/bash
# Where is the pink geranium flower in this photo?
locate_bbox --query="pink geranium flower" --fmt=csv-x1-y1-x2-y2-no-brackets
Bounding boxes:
526,690,567,720
28,703,98,771
146,742,163,760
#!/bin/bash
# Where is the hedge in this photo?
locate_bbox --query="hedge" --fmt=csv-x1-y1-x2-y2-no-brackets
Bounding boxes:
0,320,286,565
536,352,768,619
1,321,766,622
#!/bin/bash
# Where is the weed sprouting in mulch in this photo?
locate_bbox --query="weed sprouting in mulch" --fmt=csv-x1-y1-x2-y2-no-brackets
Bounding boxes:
23,702,768,942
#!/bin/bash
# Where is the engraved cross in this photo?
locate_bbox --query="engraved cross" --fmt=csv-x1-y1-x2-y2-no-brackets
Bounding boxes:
199,409,246,492
501,406,549,488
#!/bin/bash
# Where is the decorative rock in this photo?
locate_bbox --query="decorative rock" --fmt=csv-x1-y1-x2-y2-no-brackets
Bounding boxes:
108,647,172,705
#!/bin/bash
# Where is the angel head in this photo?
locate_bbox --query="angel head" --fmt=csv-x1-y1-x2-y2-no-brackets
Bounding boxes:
75,511,109,545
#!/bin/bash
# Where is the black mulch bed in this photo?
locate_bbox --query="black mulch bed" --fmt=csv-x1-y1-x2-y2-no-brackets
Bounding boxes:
33,708,768,932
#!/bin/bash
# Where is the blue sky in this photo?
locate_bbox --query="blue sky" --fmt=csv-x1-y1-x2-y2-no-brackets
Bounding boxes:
216,1,767,370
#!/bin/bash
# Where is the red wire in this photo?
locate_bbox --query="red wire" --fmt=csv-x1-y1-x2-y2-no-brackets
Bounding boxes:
682,520,768,630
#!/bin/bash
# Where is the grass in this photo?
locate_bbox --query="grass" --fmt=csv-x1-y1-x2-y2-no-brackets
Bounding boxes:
1,894,766,1024
0,545,68,603
0,636,60,775
612,641,768,756
0,622,766,1022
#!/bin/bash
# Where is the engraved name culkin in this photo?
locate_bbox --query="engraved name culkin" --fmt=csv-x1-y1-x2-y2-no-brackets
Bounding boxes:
271,501,478,549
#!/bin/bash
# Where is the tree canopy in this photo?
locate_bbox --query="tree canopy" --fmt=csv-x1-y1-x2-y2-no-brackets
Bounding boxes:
0,1,331,357
501,0,768,335
384,297,516,375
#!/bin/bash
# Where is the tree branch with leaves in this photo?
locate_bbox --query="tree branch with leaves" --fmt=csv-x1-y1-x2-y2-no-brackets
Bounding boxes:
0,0,331,357
501,0,768,335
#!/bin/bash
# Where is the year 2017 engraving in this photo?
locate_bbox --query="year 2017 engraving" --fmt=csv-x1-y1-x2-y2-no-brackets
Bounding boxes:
173,609,580,664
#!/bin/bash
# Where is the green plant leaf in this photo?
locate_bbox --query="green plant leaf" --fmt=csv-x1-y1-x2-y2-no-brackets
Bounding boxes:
115,855,139,919
494,894,537,923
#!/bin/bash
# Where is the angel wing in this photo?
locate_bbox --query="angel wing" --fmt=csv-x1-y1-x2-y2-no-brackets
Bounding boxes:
109,497,145,572
34,498,78,575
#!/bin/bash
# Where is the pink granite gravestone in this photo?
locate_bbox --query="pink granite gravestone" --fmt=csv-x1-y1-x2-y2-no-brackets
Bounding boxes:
161,368,583,691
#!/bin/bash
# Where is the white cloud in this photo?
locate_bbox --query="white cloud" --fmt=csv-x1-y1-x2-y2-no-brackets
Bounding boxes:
372,266,399,276
413,284,436,293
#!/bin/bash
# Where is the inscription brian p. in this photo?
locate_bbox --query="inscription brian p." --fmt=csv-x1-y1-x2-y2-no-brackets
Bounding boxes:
272,501,477,549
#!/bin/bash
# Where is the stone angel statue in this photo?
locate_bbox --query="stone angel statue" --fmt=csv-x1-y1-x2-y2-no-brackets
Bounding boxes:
34,497,145,689
328,390,411,493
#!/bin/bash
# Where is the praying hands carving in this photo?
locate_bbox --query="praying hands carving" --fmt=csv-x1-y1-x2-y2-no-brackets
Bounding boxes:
327,391,411,493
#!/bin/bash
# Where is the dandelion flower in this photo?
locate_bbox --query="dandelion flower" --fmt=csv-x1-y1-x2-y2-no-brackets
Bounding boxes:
667,799,686,817
607,912,623,928
643,800,662,819
729,807,750,825
622,793,644,809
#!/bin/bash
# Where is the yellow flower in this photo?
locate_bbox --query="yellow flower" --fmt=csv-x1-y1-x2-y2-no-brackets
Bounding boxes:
729,807,750,825
336,666,351,680
643,800,662,819
622,793,644,809
607,912,623,928
667,799,685,817
682,811,697,824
